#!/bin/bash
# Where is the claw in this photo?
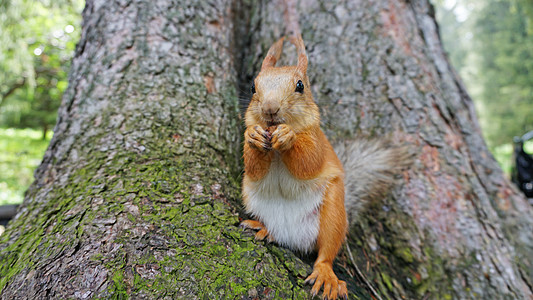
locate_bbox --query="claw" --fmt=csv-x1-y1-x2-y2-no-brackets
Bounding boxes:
245,126,272,152
263,131,272,140
270,124,295,151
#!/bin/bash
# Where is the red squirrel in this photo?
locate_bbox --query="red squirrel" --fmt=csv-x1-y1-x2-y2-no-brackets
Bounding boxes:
241,35,349,299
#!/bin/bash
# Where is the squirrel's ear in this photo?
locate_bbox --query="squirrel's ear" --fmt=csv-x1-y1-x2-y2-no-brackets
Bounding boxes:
289,34,308,74
261,37,285,71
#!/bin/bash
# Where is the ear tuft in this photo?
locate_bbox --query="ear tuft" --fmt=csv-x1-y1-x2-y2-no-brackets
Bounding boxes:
289,34,308,74
261,37,285,71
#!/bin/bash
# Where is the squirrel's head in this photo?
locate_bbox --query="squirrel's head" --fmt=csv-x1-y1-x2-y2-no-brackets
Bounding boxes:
245,35,319,132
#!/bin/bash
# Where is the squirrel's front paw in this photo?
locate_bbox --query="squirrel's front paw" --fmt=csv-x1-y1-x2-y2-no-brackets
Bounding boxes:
245,125,272,152
271,124,296,152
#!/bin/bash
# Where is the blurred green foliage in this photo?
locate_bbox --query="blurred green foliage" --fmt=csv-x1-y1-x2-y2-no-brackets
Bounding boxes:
434,0,533,148
475,0,533,147
0,128,52,205
0,0,83,204
0,0,84,139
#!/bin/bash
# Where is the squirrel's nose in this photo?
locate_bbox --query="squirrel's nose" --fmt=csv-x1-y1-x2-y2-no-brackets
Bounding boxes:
262,100,280,117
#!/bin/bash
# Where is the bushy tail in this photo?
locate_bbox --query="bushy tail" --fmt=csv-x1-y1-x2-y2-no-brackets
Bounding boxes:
334,139,413,223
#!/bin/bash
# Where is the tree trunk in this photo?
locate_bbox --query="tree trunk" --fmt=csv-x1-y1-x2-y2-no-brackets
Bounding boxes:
1,0,532,299
0,0,311,298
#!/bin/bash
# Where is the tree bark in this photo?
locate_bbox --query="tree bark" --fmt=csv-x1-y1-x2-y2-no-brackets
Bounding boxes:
1,0,532,299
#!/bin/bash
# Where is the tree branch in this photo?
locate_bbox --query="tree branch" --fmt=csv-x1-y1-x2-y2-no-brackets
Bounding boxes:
1,77,26,106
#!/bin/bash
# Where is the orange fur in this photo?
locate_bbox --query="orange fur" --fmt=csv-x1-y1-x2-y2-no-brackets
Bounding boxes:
243,142,273,181
242,35,348,299
307,176,347,298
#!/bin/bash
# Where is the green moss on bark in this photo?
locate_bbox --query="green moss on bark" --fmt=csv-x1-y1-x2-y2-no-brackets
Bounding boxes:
0,122,319,298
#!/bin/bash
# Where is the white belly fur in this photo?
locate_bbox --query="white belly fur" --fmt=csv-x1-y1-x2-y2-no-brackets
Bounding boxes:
243,154,326,252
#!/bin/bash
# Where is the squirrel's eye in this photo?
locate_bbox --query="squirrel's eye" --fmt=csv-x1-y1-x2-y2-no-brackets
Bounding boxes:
295,80,304,93
251,81,256,94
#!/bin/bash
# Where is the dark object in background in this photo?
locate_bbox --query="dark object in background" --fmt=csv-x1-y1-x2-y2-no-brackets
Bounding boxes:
512,130,533,199
0,204,19,227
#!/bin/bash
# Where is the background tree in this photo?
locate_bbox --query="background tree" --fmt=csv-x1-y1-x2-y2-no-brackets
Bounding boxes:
1,0,532,299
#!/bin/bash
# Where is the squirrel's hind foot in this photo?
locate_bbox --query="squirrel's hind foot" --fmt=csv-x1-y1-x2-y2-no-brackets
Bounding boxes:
305,262,348,300
240,219,275,242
